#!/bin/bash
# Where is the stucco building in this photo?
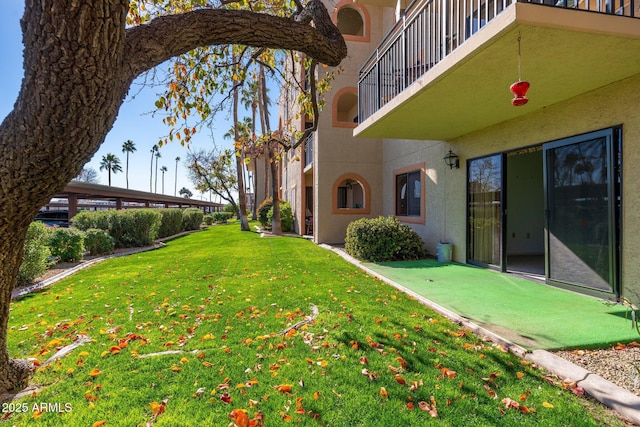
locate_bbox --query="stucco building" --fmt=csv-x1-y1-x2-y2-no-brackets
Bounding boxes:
280,0,640,303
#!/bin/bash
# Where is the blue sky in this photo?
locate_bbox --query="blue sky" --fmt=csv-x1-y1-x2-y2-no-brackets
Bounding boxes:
0,3,247,200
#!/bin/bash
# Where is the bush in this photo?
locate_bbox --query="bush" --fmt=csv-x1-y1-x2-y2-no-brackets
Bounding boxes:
157,209,183,238
71,209,161,248
18,222,52,284
83,229,115,256
212,212,233,223
112,210,162,247
49,227,85,262
267,201,294,232
344,216,426,262
257,198,273,227
72,210,111,231
182,208,204,231
223,204,236,214
204,214,214,225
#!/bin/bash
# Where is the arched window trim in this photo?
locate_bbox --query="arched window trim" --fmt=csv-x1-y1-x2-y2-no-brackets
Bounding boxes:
332,0,370,43
332,87,358,129
332,173,371,215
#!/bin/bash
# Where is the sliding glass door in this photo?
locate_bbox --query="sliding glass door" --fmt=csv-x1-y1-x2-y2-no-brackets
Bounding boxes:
543,128,621,294
468,154,503,267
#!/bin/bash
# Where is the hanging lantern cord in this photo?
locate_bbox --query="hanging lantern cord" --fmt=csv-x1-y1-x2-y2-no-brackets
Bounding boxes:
517,34,522,82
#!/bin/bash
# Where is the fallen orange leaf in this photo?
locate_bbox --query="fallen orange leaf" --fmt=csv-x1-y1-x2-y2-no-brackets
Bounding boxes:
88,369,101,377
150,401,166,416
228,409,249,427
274,384,292,394
380,387,388,398
396,357,408,369
285,328,297,339
92,421,106,427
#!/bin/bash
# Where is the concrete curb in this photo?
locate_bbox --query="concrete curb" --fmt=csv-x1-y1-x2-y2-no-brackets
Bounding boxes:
321,245,640,425
527,350,640,425
11,243,165,301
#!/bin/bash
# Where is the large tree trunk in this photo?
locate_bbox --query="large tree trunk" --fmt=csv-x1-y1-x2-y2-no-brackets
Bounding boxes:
0,0,132,392
0,230,32,395
233,82,250,232
0,0,345,394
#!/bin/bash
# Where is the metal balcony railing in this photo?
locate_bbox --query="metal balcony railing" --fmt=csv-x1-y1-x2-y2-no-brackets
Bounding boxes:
304,132,314,167
358,0,638,123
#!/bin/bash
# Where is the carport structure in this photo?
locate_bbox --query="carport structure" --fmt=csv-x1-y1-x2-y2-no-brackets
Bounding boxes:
41,181,223,219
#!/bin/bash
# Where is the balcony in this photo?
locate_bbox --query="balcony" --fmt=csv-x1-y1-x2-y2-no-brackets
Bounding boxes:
355,0,640,141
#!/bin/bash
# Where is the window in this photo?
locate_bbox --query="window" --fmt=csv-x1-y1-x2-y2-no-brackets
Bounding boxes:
332,173,371,214
394,164,424,223
332,1,370,42
332,88,358,128
337,7,364,36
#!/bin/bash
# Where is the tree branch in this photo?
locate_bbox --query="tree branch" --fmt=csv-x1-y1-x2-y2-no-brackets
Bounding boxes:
125,1,346,78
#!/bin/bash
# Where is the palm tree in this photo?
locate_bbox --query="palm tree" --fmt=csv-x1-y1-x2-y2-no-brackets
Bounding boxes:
150,144,158,192
174,156,180,196
160,165,168,194
121,139,136,189
99,153,123,187
154,149,162,193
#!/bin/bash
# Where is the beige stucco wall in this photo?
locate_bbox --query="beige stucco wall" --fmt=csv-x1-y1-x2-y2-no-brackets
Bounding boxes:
382,72,640,303
382,139,450,255
309,2,392,244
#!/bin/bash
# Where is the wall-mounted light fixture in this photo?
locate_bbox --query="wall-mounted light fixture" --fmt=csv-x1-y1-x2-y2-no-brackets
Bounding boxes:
443,149,460,170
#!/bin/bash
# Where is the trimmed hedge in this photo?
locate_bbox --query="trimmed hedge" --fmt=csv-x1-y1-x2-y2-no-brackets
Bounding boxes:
72,210,111,231
157,209,183,238
345,215,426,262
19,222,52,284
72,209,161,248
49,227,85,262
267,201,294,232
211,212,233,223
84,229,115,256
182,208,204,231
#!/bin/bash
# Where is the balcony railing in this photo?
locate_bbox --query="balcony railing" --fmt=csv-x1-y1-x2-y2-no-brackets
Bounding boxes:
358,0,638,123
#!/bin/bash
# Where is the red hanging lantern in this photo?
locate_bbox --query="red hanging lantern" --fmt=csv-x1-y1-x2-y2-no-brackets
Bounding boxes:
510,35,529,107
510,81,529,106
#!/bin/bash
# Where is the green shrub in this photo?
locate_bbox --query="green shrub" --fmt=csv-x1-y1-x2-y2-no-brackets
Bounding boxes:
204,214,214,225
344,216,426,262
257,198,273,227
212,212,233,223
113,210,162,247
157,209,183,238
182,208,204,231
267,201,294,232
71,209,161,248
49,227,85,262
223,204,236,214
18,222,52,284
72,210,111,231
83,229,115,256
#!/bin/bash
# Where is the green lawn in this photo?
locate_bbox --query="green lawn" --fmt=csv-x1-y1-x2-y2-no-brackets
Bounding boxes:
6,225,621,426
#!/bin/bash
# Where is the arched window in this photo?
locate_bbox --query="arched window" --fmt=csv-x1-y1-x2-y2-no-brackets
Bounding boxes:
333,87,358,128
332,174,371,214
332,1,370,42
337,7,363,36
